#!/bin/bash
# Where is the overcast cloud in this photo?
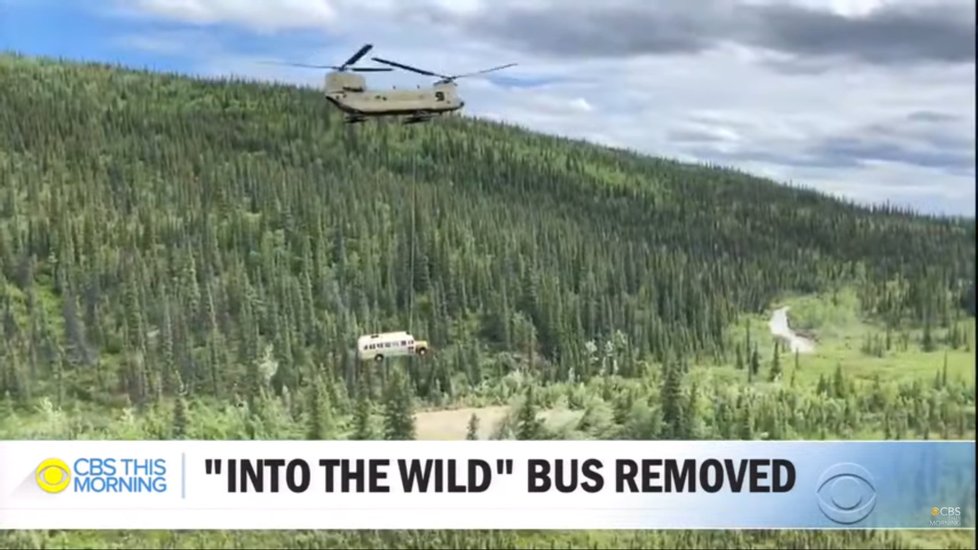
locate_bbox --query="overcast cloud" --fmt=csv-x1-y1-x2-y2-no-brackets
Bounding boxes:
106,0,975,216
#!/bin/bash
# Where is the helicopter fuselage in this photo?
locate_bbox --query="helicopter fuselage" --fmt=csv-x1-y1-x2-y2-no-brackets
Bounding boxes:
324,72,464,119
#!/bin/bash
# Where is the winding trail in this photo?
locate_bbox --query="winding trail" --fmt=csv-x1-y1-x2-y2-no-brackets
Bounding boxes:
769,306,816,354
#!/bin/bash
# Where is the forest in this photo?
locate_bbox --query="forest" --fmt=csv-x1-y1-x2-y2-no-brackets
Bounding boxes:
0,53,975,549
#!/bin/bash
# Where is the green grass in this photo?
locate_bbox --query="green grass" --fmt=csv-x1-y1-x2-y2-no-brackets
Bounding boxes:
715,289,976,388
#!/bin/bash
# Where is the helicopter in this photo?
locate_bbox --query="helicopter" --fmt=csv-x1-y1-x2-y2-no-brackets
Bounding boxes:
266,44,516,124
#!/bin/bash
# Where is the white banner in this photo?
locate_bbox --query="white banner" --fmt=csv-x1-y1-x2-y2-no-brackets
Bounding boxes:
1,440,974,529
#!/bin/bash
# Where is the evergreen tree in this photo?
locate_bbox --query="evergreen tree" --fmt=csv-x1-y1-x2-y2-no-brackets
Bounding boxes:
684,381,702,439
306,375,335,440
941,351,949,388
739,401,754,440
833,364,846,398
172,396,188,439
922,316,936,352
383,367,416,440
749,346,760,382
966,320,975,352
351,378,377,441
948,322,961,349
769,342,782,382
660,359,684,439
516,384,545,440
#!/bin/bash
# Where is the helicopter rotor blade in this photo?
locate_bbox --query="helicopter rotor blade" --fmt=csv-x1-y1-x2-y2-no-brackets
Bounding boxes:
451,63,518,80
371,57,447,79
340,44,374,70
351,67,394,72
258,61,340,69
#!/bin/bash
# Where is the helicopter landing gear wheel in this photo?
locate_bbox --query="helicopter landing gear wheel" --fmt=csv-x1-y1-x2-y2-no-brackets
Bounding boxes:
374,355,384,363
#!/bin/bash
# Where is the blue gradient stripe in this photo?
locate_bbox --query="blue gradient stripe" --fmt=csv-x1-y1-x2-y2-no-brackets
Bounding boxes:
0,440,973,530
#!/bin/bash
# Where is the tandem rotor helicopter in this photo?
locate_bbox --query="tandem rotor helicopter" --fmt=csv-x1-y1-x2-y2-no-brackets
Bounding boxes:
264,44,517,124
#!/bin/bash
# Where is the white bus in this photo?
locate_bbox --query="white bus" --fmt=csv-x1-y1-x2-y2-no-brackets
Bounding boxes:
356,331,429,362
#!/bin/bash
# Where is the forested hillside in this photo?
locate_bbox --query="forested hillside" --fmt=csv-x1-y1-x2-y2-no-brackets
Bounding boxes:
0,53,975,549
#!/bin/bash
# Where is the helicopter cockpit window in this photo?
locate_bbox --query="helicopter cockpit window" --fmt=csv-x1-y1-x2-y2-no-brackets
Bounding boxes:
435,91,445,101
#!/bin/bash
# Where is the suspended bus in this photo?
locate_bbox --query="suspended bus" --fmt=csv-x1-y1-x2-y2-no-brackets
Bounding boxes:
356,331,429,362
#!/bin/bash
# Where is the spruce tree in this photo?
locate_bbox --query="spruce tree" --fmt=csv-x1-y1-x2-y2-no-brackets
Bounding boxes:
383,367,416,440
769,342,781,382
516,384,545,440
351,377,376,441
172,396,188,439
684,381,702,439
966,320,975,352
833,364,846,398
749,346,760,382
660,359,684,439
306,375,334,440
466,413,480,440
739,402,754,440
922,316,935,352
949,322,961,349
941,351,948,388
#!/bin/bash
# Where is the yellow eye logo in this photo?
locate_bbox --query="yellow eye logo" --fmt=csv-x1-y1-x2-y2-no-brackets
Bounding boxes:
931,507,940,516
35,458,71,494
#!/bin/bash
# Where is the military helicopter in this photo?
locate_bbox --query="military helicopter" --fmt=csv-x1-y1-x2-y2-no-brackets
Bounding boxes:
265,44,516,124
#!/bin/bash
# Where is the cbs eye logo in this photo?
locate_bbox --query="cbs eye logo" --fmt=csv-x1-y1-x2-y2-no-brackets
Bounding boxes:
815,463,877,525
35,458,72,494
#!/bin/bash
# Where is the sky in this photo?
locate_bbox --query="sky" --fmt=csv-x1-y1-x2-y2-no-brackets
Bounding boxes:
1,0,974,217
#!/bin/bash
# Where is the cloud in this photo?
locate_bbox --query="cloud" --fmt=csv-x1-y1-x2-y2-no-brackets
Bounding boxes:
120,0,338,33
685,108,977,176
108,0,977,68
748,2,976,66
816,112,977,174
444,0,975,69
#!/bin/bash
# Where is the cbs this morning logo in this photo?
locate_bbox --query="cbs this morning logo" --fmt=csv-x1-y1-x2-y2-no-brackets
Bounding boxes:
930,506,962,527
34,457,168,494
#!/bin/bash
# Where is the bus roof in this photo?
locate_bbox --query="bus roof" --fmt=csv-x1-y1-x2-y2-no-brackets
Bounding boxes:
357,331,412,343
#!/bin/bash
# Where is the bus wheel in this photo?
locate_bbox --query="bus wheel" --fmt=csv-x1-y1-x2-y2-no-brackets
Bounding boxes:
374,355,384,363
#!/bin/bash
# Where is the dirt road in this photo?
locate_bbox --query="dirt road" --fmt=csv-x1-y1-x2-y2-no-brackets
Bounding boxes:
769,306,816,353
413,406,583,440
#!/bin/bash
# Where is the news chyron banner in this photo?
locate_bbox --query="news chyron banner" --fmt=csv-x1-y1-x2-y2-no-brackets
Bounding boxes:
1,441,974,530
